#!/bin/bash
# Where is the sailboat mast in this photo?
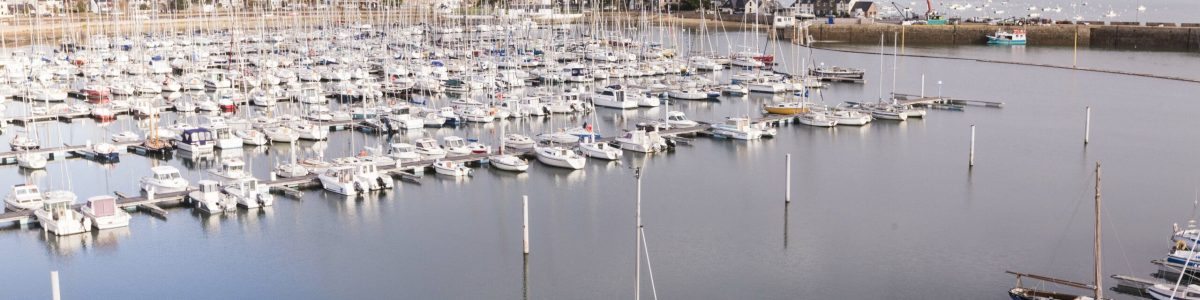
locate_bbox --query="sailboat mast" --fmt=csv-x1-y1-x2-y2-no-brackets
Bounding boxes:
1093,161,1102,299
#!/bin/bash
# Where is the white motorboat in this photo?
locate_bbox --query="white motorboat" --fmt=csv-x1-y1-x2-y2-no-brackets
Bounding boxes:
202,117,242,149
665,111,699,128
460,107,495,123
187,180,237,213
224,177,274,208
711,118,764,140
503,134,536,149
141,166,189,194
291,120,329,140
175,128,215,153
414,138,448,159
588,85,637,109
388,143,422,163
536,131,580,144
351,161,394,191
615,130,668,153
319,166,363,196
208,158,247,182
1147,283,1200,300
535,146,586,169
5,184,44,212
34,191,90,236
433,160,472,177
443,136,472,157
79,195,131,230
722,84,749,96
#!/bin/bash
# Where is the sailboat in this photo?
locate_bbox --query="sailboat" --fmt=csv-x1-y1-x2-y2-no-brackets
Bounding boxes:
1006,162,1105,300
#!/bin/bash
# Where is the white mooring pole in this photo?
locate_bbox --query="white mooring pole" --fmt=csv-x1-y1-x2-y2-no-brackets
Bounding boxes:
51,271,60,300
969,125,976,168
1084,106,1091,145
785,153,792,203
523,195,529,255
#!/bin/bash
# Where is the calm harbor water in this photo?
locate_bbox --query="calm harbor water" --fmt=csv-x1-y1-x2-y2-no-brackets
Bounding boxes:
2,31,1200,299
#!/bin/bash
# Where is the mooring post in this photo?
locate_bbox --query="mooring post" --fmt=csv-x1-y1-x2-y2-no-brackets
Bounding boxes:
969,125,976,168
785,153,792,203
522,195,529,255
1084,106,1091,145
920,74,926,98
51,271,60,300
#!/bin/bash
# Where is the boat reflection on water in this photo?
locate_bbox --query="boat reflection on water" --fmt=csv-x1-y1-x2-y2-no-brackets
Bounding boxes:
235,206,274,237
40,227,131,256
325,190,385,223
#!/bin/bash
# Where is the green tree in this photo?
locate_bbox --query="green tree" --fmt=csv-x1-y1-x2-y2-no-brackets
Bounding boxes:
170,0,190,11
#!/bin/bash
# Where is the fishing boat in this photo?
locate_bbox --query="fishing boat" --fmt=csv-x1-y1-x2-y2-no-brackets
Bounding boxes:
17,152,47,170
208,158,247,183
319,167,363,196
5,184,44,212
79,195,131,230
187,180,236,214
388,143,423,163
578,139,623,160
34,191,90,236
1006,163,1104,300
443,136,473,157
141,166,189,194
224,177,273,208
503,134,537,149
831,109,872,126
987,29,1028,45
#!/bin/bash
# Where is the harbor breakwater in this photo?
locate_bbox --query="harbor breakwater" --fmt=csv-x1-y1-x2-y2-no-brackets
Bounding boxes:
796,23,1200,51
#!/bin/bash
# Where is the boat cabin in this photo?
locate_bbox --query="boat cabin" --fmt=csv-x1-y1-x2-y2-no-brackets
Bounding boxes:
179,128,214,146
85,196,118,218
8,184,44,208
151,166,183,181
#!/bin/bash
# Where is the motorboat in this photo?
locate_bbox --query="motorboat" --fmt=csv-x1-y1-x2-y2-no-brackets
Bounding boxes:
208,158,247,182
34,191,90,236
442,136,472,157
535,146,586,169
187,180,237,213
503,134,536,149
588,85,637,109
722,84,748,96
460,107,496,123
141,166,189,194
319,166,363,196
414,138,448,159
615,129,669,153
112,131,140,143
5,184,44,212
665,111,699,128
291,120,329,140
79,195,131,230
808,66,865,80
224,177,274,208
202,116,242,149
388,143,423,163
433,160,472,177
175,128,215,153
711,118,764,140
465,139,491,154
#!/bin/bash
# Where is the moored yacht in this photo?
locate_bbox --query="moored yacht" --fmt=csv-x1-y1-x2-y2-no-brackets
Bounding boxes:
79,195,131,230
